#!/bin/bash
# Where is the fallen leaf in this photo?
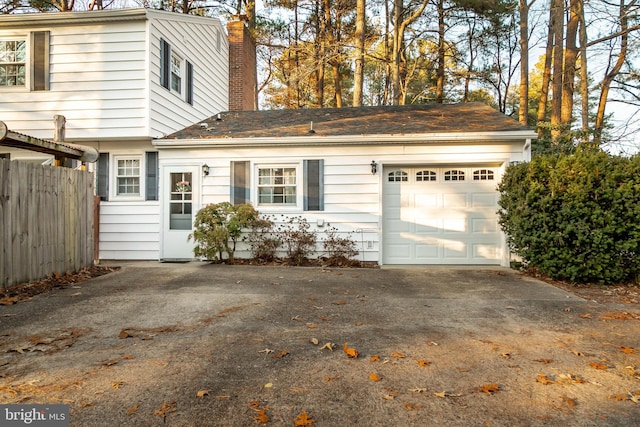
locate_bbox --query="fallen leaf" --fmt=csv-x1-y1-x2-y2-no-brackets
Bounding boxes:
273,350,290,359
562,396,577,407
428,341,439,346
609,393,629,402
580,313,592,319
293,410,316,426
153,401,177,418
333,300,347,305
310,338,319,345
500,353,512,359
259,348,274,354
264,383,273,388
408,387,427,393
478,383,500,395
111,381,125,389
370,355,381,362
391,351,405,359
254,409,270,424
382,394,395,401
306,323,318,329
196,389,211,398
369,373,381,382
324,376,340,382
434,391,461,398
118,330,132,339
417,360,430,367
572,351,585,357
404,402,415,411
318,316,332,321
102,359,120,367
535,358,553,364
126,404,139,415
621,346,636,354
320,342,334,351
589,362,608,370
343,342,359,358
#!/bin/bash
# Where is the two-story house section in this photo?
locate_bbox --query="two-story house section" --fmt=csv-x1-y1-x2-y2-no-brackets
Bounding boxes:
0,8,230,260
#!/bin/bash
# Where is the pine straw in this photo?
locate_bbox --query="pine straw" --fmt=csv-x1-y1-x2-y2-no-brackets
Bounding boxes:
0,376,84,404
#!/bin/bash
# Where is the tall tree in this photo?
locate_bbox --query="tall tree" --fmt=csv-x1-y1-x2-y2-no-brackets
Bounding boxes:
352,0,366,106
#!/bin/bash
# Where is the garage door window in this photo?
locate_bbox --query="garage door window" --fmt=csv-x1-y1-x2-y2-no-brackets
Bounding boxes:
473,169,494,180
444,170,465,181
416,170,437,182
388,171,408,182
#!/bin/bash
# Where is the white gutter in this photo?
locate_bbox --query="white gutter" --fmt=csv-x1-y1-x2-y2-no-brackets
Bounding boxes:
153,130,539,149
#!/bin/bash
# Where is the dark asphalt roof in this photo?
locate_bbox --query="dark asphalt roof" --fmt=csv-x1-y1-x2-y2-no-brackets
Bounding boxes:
165,102,532,139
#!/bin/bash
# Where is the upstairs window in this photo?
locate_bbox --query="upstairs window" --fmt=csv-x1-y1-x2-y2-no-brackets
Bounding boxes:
0,39,26,87
171,53,182,94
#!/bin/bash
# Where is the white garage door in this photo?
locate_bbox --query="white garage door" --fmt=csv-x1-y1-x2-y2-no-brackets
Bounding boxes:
383,165,502,265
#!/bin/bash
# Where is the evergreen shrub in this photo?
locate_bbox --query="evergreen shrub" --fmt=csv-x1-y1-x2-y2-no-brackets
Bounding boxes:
498,149,640,284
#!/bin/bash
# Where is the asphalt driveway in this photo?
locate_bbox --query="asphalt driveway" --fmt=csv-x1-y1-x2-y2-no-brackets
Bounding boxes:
1,263,639,426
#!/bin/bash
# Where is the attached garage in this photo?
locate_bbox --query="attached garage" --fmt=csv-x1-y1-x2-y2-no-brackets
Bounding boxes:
383,165,503,265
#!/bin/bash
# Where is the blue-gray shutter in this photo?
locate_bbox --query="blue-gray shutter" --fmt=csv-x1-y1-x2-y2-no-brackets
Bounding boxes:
186,61,194,105
97,152,109,201
230,161,250,205
304,159,324,211
145,151,159,201
160,38,170,89
30,31,50,91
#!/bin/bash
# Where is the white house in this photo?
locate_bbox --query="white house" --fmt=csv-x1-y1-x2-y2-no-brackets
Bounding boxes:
0,8,245,260
1,8,536,266
154,104,536,266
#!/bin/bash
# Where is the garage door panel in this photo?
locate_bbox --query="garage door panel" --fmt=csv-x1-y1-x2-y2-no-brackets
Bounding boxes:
471,193,498,207
443,240,468,258
443,193,468,208
415,193,439,208
472,243,498,259
385,244,411,259
442,217,466,233
415,244,440,259
471,218,498,233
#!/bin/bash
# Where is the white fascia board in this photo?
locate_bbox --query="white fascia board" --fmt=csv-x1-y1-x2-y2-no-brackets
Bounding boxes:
153,130,539,149
0,8,150,28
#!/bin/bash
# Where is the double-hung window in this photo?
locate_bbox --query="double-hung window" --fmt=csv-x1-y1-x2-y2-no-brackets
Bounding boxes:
0,39,26,87
258,166,297,206
170,53,182,94
116,157,141,197
160,38,193,104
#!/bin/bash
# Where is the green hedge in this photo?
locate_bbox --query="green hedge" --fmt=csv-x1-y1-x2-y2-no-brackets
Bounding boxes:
497,149,640,284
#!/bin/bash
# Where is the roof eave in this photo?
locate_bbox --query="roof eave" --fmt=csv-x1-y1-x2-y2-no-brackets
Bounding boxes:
153,130,538,149
0,8,149,28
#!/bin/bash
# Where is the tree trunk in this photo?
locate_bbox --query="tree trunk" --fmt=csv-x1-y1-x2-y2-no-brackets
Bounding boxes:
353,0,366,106
536,3,555,138
578,0,589,140
316,0,326,107
550,0,565,142
561,0,580,127
518,0,530,125
436,0,445,104
594,0,629,144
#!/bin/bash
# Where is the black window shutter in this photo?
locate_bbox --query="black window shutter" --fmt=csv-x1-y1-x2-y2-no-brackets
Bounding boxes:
97,152,109,201
145,151,159,201
230,161,250,205
30,31,50,91
160,38,170,89
304,159,324,211
186,61,194,105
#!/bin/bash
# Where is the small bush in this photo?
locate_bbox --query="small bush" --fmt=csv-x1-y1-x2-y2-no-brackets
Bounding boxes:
322,226,359,265
498,149,640,284
279,216,317,265
245,215,282,262
189,203,259,262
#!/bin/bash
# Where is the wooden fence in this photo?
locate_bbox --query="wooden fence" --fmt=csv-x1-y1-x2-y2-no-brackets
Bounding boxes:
0,159,95,288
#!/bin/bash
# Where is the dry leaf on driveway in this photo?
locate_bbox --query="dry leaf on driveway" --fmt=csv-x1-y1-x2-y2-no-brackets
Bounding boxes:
343,342,359,358
294,410,316,426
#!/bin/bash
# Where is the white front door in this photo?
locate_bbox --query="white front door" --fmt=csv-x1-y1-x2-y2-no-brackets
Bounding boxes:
161,165,200,260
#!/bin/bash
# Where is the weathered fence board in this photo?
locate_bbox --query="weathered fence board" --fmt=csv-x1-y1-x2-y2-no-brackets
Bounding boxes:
0,159,95,288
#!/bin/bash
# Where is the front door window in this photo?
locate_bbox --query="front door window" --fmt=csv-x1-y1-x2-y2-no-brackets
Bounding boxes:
169,172,192,230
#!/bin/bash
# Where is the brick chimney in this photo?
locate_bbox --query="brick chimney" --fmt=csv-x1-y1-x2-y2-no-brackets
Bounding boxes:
227,16,258,111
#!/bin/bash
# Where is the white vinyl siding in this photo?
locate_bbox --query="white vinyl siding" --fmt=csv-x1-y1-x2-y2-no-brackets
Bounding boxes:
149,13,228,138
99,202,160,260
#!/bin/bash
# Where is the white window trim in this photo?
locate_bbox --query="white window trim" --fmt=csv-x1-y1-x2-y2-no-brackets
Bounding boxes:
0,35,28,91
254,163,302,211
111,154,145,201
